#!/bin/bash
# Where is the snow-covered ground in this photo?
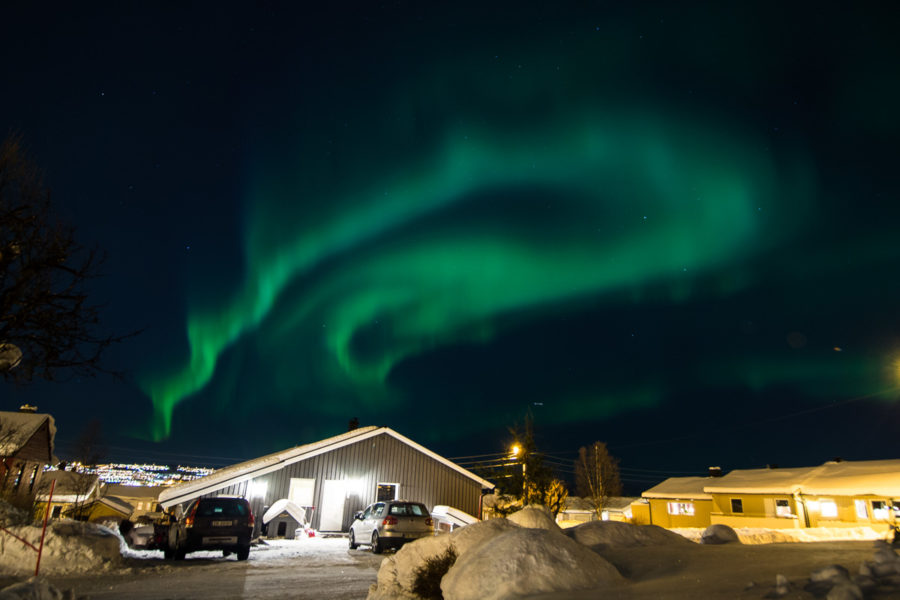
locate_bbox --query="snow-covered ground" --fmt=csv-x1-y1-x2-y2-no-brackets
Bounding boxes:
671,525,885,545
3,511,899,599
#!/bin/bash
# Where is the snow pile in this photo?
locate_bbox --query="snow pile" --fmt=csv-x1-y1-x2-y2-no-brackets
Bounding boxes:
369,518,519,600
700,523,741,545
369,507,626,600
672,526,885,545
0,577,72,600
505,505,560,532
0,520,122,575
565,520,691,550
0,499,29,527
441,528,622,600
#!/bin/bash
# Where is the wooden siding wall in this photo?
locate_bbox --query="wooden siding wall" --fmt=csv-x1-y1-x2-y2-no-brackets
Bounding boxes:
15,421,53,463
200,432,484,534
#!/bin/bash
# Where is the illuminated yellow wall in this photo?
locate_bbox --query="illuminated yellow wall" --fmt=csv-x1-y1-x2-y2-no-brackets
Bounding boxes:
640,498,712,528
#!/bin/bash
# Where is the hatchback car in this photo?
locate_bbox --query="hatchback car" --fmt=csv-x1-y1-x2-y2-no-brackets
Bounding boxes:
166,496,254,560
349,500,434,553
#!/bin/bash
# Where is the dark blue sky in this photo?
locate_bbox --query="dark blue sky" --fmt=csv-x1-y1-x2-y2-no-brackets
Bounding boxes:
2,2,900,492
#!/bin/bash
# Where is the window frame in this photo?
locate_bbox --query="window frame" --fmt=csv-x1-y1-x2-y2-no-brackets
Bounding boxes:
730,498,743,514
376,482,399,502
666,501,695,516
775,498,792,517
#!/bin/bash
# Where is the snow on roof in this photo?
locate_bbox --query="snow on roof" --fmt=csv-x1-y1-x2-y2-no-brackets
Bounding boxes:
95,495,134,515
159,426,495,508
702,466,820,495
791,460,900,497
641,477,713,500
37,470,100,499
0,411,56,459
699,459,900,497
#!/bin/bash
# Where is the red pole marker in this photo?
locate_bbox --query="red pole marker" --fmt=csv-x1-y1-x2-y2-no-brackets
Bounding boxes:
35,478,56,576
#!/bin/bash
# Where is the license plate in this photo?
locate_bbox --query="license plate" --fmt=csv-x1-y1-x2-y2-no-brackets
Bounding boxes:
211,520,233,526
203,536,237,545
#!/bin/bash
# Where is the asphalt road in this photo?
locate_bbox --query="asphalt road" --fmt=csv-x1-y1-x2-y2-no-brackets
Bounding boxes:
41,538,385,600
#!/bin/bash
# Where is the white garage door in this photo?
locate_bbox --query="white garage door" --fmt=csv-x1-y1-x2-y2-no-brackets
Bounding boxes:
319,480,347,531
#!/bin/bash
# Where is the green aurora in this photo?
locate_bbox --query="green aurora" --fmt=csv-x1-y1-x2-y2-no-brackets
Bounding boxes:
142,110,814,439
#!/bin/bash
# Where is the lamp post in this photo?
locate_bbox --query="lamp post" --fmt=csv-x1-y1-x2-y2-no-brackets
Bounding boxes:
510,444,526,501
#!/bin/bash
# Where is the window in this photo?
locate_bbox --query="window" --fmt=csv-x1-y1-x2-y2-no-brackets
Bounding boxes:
855,499,869,519
389,502,427,516
51,506,62,519
137,502,144,511
775,499,791,517
376,483,398,502
819,499,838,518
289,478,315,506
667,502,695,516
373,503,385,517
872,501,890,520
28,467,38,492
730,498,743,514
13,465,25,490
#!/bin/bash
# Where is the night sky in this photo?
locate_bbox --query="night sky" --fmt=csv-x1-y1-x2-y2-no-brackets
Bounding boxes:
3,2,900,491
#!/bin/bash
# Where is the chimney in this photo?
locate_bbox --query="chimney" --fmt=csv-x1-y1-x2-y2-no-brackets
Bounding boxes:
708,466,723,477
18,404,37,413
348,417,359,432
766,463,779,469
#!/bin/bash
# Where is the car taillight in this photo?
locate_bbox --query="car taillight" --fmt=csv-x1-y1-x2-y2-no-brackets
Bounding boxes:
382,516,398,525
184,504,198,528
425,517,433,527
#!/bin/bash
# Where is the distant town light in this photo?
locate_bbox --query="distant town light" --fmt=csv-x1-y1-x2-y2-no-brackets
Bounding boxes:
510,444,521,458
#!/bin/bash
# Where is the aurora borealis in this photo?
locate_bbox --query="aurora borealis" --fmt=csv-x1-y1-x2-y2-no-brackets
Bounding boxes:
4,2,900,480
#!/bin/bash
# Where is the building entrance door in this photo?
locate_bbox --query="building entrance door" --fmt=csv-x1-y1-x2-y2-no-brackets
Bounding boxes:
319,480,347,531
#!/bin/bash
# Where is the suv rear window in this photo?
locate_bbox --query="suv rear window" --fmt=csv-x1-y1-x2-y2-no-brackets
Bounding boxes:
389,503,428,516
197,499,249,518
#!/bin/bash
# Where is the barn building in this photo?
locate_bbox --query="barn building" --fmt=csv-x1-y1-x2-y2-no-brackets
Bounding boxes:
158,426,494,537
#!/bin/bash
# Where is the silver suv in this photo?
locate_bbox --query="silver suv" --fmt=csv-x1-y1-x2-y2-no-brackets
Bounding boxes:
349,500,434,553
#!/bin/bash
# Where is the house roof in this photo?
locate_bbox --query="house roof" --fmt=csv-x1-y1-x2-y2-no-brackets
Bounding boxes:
641,476,713,500
158,426,496,508
36,470,100,502
562,496,638,512
94,495,134,516
695,459,900,497
104,484,164,499
799,460,900,497
0,411,56,460
702,466,821,495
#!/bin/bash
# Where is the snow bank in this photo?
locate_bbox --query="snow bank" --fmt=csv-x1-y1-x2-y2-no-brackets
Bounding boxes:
700,523,740,545
565,520,692,550
0,577,71,600
0,520,122,575
505,505,560,532
441,528,622,600
368,518,519,600
671,526,885,545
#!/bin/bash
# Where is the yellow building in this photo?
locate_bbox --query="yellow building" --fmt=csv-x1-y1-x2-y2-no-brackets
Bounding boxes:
632,476,714,528
705,459,900,534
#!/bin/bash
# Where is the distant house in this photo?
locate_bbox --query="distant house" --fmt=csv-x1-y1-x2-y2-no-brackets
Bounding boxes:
35,470,102,520
635,459,900,533
556,496,638,526
0,408,56,508
632,476,714,528
158,426,495,538
104,484,164,521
